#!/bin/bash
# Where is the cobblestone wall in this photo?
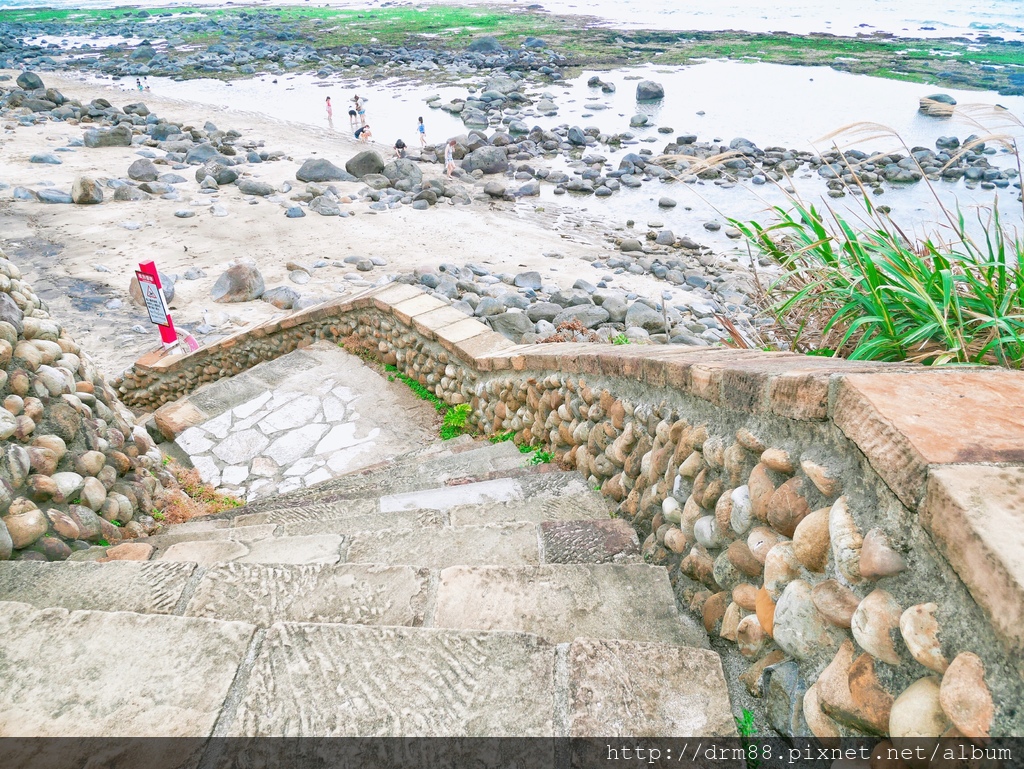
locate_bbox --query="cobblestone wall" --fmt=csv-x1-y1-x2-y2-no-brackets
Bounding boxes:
118,283,1023,738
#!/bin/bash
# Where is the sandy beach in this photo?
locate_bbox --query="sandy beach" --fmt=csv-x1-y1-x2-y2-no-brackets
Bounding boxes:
0,69,658,379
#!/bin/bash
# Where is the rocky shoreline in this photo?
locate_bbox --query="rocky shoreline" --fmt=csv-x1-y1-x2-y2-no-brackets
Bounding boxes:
2,5,1023,95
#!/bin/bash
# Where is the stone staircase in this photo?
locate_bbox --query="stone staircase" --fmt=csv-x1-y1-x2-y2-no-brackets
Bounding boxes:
0,440,735,738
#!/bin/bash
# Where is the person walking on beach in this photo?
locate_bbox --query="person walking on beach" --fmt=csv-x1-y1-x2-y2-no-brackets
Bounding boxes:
445,138,457,179
326,96,333,120
417,116,426,148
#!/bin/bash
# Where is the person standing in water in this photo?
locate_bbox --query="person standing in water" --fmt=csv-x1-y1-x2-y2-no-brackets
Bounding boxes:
326,96,333,120
417,116,426,148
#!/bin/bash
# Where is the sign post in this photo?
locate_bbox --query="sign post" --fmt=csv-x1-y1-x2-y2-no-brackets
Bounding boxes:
136,261,178,348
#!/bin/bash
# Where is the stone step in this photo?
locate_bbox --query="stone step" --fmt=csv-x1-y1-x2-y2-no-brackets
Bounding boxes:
137,483,612,555
152,518,640,568
231,471,595,527
220,624,736,737
235,440,527,515
0,558,699,646
0,600,255,739
0,606,734,738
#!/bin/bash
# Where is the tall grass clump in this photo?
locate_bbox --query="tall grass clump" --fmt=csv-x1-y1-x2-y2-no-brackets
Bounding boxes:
732,116,1024,368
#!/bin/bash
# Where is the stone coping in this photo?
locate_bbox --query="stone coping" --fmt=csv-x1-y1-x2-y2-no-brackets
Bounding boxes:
128,283,1024,657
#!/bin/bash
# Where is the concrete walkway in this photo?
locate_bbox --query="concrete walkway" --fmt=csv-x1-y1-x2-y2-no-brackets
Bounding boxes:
167,343,438,500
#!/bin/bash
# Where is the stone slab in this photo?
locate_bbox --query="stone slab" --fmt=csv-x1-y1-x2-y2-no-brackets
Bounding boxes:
833,371,1024,507
434,564,700,645
919,465,1024,657
379,478,524,513
145,524,278,550
539,519,640,563
185,562,429,627
345,523,540,567
158,540,250,565
224,624,555,736
280,509,445,537
0,561,195,615
238,534,344,565
188,373,268,416
0,601,254,737
246,350,319,386
447,493,611,526
566,638,736,737
232,499,378,527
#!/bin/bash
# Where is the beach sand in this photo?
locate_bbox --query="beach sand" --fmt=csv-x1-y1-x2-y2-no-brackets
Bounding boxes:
0,70,663,380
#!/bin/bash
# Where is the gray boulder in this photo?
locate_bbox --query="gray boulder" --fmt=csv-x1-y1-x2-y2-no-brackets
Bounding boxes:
526,302,562,323
467,36,502,53
37,189,73,204
114,186,150,202
127,158,159,182
236,179,275,197
71,177,104,205
345,150,385,178
489,311,535,342
552,305,609,329
382,158,422,186
513,271,542,289
16,72,43,90
636,80,665,101
211,263,265,303
0,292,25,333
620,238,643,252
83,125,133,148
296,158,355,183
625,301,664,332
195,161,238,186
184,144,226,164
462,146,508,174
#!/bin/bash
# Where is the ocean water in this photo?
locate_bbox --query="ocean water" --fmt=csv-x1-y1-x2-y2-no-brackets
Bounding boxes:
1,0,1022,42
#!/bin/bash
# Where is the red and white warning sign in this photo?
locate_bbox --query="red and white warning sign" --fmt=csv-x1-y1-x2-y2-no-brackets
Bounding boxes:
136,261,178,347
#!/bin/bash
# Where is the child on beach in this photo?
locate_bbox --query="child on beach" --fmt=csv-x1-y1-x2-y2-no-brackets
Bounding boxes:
394,138,407,158
355,124,373,142
348,102,358,128
417,116,426,147
326,96,333,120
136,78,143,92
445,138,457,179
352,95,366,126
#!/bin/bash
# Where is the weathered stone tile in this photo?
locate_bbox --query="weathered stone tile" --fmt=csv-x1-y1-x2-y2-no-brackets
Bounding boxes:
539,519,639,563
567,638,736,737
345,524,539,567
434,564,696,645
185,562,429,627
0,601,253,737
0,561,195,614
224,624,555,736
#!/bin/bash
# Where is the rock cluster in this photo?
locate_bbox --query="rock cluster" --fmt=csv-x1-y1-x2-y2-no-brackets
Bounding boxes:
0,248,172,562
399,259,756,347
0,13,567,81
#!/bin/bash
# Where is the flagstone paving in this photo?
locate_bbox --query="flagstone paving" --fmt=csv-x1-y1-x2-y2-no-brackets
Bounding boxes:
169,344,437,500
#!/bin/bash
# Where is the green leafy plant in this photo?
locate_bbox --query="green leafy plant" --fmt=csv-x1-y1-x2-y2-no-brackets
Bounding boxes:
97,539,110,547
527,449,554,466
735,708,761,769
151,510,166,522
111,520,123,527
489,430,517,444
611,333,630,345
384,364,445,412
732,116,1024,370
440,403,472,440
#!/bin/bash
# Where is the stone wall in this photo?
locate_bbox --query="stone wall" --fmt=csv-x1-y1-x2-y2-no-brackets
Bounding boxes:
0,248,171,562
119,283,1024,738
